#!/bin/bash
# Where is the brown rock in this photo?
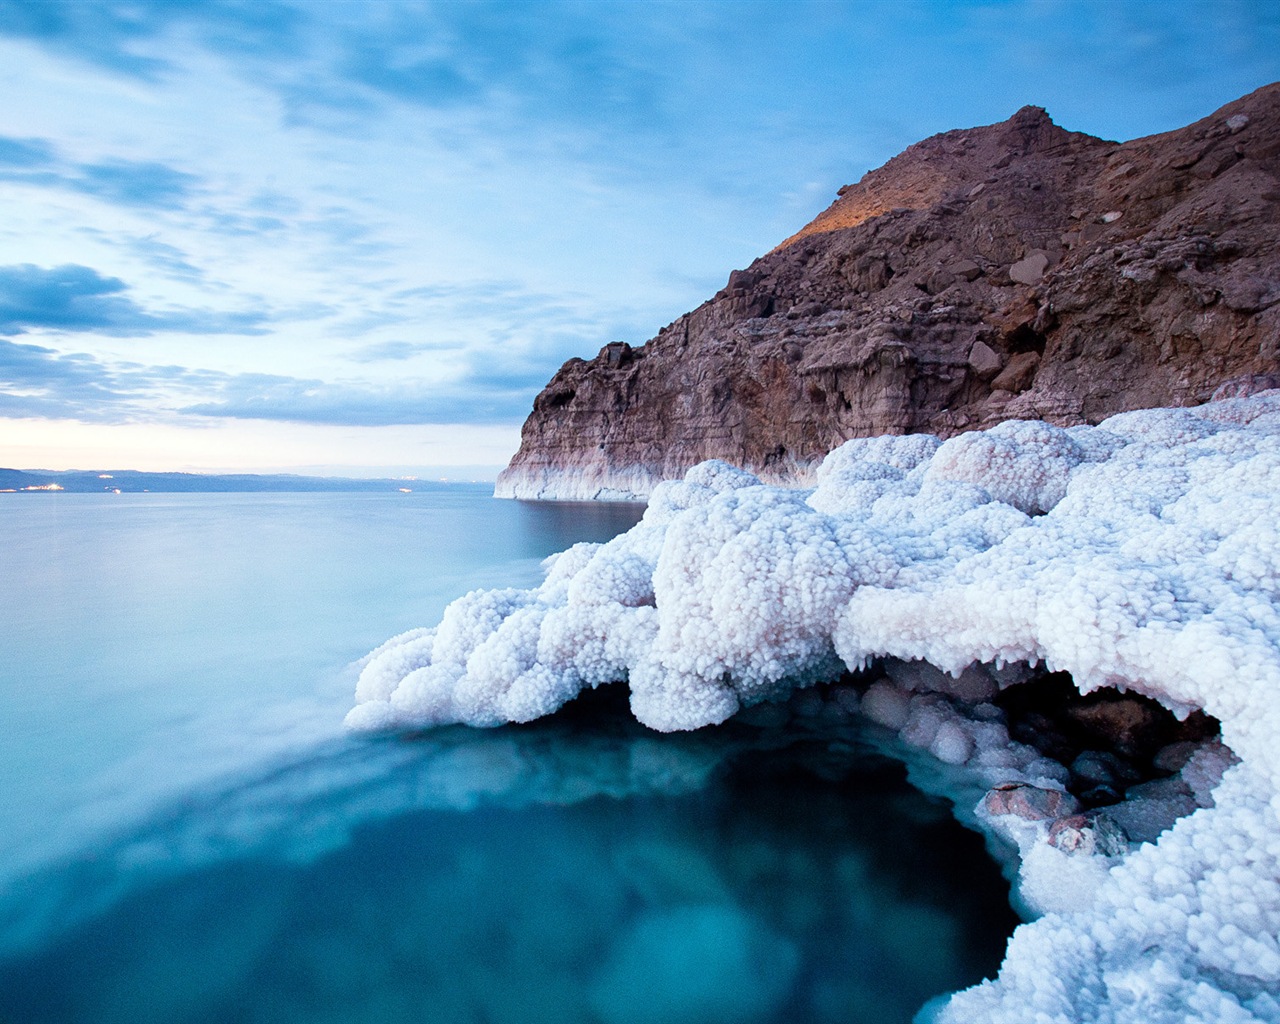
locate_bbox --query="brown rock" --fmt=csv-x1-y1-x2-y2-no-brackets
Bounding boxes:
1212,373,1280,400
1065,697,1166,761
1009,251,1051,285
983,782,1081,822
968,340,1004,379
1151,740,1200,773
497,84,1280,500
991,351,1041,393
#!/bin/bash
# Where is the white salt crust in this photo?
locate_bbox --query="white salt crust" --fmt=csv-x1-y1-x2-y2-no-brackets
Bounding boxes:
350,392,1280,1024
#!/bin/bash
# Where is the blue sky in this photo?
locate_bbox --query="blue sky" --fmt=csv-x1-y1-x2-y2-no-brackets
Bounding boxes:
1,0,1276,477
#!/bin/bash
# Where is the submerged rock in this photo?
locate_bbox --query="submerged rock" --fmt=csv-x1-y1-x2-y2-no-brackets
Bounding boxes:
588,905,800,1024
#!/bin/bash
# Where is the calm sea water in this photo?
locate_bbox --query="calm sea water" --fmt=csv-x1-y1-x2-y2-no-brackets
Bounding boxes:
0,488,1014,1023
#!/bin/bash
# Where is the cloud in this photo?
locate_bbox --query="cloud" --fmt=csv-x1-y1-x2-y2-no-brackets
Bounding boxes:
0,132,202,212
74,159,199,209
0,134,57,168
0,337,136,420
0,264,268,337
348,340,465,364
0,264,137,334
344,278,609,343
0,332,539,427
180,365,542,426
123,237,205,282
179,390,522,427
0,0,171,77
0,0,306,79
0,2,673,144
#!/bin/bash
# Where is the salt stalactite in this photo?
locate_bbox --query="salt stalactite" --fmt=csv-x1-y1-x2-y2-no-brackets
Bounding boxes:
350,391,1280,1024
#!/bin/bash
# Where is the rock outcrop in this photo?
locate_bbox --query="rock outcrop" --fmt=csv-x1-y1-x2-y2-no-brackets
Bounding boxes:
497,83,1280,500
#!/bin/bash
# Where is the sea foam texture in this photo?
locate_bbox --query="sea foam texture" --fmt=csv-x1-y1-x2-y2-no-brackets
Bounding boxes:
350,392,1280,1024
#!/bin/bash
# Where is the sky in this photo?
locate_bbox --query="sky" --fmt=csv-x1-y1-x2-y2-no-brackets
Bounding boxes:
0,0,1277,478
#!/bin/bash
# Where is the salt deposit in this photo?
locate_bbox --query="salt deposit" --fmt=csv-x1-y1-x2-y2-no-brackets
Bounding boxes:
350,392,1280,1023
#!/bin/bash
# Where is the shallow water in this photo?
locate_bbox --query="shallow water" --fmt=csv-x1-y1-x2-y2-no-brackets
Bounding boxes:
0,489,1014,1022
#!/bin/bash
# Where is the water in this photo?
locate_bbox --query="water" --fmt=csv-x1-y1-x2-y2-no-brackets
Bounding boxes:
0,489,1015,1023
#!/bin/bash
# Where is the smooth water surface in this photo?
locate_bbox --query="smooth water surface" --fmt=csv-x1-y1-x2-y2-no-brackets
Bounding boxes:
0,488,641,877
0,489,1014,1023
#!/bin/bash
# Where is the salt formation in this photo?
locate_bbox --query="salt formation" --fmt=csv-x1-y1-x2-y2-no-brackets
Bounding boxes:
350,392,1280,1023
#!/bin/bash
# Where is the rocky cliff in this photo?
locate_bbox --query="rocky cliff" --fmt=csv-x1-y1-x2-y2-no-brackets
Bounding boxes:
496,83,1280,500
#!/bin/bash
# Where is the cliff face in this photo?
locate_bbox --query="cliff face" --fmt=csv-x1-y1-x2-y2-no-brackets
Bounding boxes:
497,84,1280,500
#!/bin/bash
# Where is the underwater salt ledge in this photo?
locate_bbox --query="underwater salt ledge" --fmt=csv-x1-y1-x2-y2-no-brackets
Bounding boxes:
350,392,1280,1024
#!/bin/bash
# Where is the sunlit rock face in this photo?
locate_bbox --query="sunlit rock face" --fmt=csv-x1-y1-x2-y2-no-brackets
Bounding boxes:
358,391,1280,1023
497,82,1280,502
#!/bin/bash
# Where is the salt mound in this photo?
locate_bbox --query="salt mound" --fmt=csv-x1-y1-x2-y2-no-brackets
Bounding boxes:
350,392,1280,1023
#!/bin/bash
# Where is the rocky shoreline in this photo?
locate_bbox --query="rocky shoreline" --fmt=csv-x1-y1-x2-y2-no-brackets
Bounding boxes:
497,82,1279,501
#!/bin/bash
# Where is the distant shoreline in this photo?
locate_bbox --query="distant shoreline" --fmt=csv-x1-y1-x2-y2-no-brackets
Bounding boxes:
0,468,494,494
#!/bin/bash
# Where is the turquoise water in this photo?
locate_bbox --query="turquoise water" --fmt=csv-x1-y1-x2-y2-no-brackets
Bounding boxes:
0,489,1014,1022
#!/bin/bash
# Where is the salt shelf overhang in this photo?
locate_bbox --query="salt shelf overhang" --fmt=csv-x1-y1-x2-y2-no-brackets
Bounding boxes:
349,392,1280,1024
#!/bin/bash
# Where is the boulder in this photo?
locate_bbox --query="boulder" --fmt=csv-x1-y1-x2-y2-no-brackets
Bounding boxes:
983,782,1081,822
990,351,1040,394
1009,251,1050,286
967,341,1004,379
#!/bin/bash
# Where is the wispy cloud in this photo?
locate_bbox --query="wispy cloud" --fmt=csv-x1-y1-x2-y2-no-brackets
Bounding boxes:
75,159,199,209
0,132,201,211
0,264,268,337
180,372,537,426
0,337,139,420
0,134,57,167
347,339,465,364
0,2,675,148
121,237,205,283
0,332,539,428
0,0,305,80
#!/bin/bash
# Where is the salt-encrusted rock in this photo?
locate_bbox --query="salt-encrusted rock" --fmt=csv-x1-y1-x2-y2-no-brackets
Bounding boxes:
1022,757,1072,789
983,782,1081,822
1047,813,1128,856
1179,739,1240,807
860,680,912,730
901,697,950,749
498,83,1280,500
884,658,997,702
930,720,974,765
1152,739,1200,773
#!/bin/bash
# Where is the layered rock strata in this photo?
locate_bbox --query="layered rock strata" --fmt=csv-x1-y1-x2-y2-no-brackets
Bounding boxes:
497,83,1280,500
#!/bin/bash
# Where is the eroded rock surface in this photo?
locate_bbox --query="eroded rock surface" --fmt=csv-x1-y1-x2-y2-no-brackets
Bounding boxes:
498,84,1280,500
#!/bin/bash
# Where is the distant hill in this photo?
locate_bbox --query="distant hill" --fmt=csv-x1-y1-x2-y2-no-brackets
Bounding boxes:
0,468,459,493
